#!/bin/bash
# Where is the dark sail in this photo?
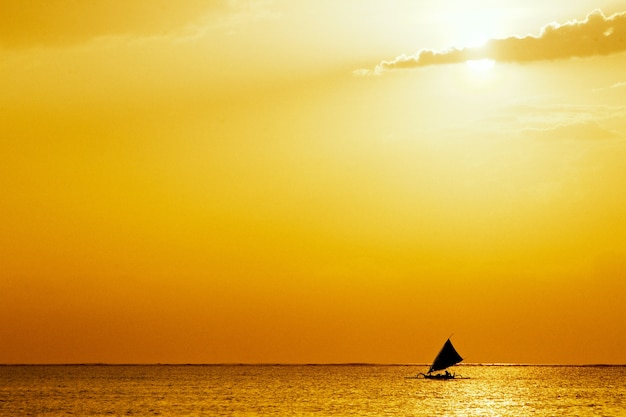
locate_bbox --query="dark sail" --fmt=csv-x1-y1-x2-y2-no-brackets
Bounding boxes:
428,339,463,373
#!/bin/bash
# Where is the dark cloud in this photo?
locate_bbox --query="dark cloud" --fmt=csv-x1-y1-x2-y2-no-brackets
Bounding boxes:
0,0,226,47
371,9,626,73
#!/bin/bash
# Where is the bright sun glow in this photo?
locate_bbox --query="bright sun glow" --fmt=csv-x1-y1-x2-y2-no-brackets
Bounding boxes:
466,58,495,71
465,36,489,48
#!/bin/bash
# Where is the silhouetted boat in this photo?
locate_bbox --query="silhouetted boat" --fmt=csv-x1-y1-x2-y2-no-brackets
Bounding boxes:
409,337,467,380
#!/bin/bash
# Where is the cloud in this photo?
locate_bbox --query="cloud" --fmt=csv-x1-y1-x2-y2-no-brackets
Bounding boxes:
520,121,618,141
608,81,626,89
362,9,626,74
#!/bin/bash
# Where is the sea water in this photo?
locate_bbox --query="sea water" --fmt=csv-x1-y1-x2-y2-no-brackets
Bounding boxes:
1,365,624,416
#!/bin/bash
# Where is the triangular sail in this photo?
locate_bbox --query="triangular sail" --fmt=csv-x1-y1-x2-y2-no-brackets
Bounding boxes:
428,339,463,373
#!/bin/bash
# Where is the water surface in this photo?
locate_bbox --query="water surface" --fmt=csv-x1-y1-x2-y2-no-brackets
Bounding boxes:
1,365,624,416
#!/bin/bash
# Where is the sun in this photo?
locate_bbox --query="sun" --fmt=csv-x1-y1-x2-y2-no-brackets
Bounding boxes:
460,35,495,72
465,35,489,49
465,58,495,72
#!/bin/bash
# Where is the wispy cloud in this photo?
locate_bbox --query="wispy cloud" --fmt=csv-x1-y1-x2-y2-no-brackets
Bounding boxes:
359,9,626,75
591,81,626,93
521,121,618,141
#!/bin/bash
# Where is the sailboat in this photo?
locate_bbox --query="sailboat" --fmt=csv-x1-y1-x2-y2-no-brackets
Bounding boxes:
411,338,467,380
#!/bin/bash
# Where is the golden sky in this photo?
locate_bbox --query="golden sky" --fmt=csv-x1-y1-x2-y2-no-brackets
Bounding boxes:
2,0,626,365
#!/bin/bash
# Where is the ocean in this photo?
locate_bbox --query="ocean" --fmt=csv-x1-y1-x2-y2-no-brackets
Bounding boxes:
1,364,624,416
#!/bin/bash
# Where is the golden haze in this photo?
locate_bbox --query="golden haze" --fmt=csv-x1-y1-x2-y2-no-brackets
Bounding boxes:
1,0,625,364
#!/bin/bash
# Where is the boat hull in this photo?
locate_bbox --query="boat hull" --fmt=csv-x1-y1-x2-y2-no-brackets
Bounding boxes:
407,372,467,380
423,373,456,380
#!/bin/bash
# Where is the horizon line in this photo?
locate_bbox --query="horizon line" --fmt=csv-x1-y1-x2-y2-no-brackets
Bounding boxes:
1,362,624,367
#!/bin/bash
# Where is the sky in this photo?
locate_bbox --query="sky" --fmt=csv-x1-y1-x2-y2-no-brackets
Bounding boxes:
1,0,626,365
